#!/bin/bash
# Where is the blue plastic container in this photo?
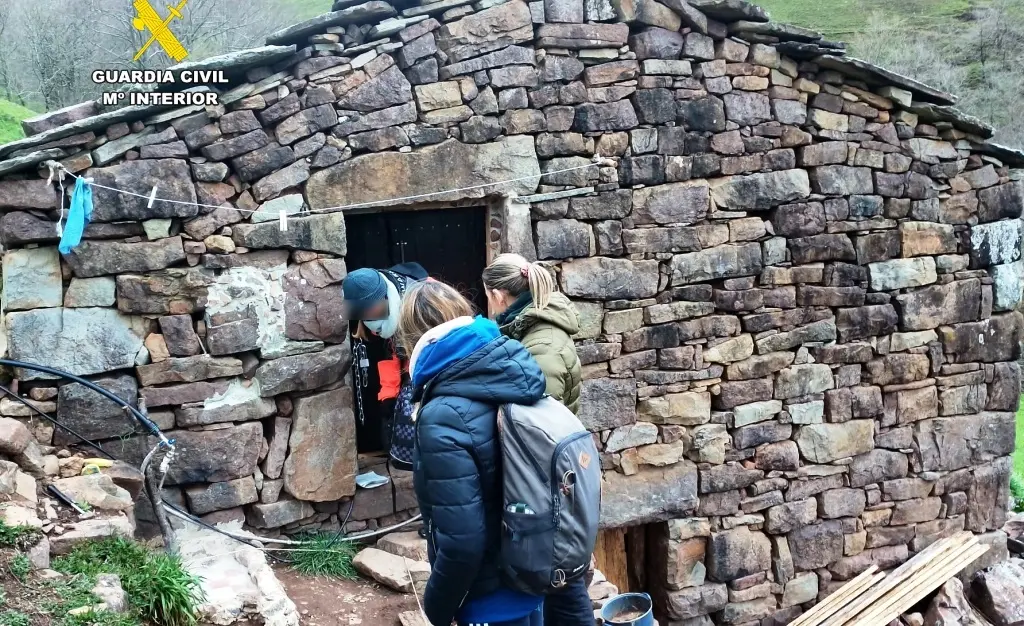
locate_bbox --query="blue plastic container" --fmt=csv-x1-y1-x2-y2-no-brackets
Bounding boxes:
600,592,654,626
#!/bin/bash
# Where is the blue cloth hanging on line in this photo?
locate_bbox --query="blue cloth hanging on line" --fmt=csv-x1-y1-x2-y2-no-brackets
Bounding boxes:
58,178,93,254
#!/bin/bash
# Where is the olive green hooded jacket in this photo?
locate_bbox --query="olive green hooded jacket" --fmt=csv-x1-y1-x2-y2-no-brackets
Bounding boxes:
497,291,582,414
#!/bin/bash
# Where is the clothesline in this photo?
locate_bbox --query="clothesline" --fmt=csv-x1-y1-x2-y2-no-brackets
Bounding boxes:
47,154,614,224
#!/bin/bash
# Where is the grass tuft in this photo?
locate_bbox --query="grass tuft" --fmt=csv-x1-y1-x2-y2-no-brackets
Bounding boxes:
0,520,40,551
8,555,29,582
130,553,205,626
287,533,358,579
53,538,204,626
0,99,35,145
0,611,30,626
1011,472,1024,513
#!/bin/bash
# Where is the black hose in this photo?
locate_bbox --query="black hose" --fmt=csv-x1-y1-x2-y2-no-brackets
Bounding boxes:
0,358,295,562
162,501,288,563
0,358,318,563
0,359,164,437
0,381,115,459
341,499,355,535
0,359,172,545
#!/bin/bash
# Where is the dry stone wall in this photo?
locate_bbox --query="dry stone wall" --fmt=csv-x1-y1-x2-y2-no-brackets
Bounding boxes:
0,0,1022,623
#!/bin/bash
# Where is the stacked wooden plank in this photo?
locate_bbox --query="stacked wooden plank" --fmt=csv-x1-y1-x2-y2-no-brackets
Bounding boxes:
790,532,989,626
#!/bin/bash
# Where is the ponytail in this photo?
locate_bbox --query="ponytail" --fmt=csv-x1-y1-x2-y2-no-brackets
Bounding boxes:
482,253,556,310
525,260,554,310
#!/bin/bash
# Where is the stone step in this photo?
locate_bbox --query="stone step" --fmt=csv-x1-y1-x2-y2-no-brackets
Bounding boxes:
398,611,429,626
352,547,430,594
376,531,429,561
49,515,135,556
51,475,134,512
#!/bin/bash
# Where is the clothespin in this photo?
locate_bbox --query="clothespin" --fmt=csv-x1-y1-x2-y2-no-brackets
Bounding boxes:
147,185,159,209
45,161,68,237
279,209,288,232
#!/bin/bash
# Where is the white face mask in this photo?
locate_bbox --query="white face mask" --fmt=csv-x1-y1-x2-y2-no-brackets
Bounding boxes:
363,278,401,339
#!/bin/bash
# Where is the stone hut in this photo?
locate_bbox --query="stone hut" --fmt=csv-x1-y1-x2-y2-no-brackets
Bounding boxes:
0,0,1021,622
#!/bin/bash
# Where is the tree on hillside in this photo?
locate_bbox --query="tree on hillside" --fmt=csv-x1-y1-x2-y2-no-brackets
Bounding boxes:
91,0,296,70
19,0,100,109
0,0,30,106
0,0,316,111
853,1,1024,149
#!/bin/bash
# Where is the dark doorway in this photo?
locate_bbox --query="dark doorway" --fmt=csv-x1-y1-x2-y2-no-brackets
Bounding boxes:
345,206,489,453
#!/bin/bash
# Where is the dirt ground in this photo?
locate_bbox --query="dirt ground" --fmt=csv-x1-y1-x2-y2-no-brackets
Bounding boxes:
0,549,55,626
275,566,419,626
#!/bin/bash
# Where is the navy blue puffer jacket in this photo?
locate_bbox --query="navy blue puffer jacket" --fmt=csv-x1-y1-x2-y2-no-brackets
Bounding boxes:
412,319,546,626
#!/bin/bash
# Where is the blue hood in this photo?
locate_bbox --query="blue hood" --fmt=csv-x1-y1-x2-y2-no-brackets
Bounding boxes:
414,316,546,405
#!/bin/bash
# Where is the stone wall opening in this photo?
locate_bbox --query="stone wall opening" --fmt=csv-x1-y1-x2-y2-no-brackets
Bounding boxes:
345,205,490,309
596,524,664,596
345,204,489,453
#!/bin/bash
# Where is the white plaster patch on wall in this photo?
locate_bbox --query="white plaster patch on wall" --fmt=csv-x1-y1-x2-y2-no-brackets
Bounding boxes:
0,300,8,359
201,377,263,410
205,265,290,355
991,261,1024,311
971,219,1024,266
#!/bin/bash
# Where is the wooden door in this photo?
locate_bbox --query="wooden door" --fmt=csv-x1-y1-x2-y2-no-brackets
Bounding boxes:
595,528,631,592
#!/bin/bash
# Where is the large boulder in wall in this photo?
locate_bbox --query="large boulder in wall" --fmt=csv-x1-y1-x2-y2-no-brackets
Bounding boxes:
6,308,146,380
88,159,198,222
283,386,358,501
304,137,540,210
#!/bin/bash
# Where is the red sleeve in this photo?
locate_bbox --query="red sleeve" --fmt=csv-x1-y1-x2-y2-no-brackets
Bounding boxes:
377,354,402,402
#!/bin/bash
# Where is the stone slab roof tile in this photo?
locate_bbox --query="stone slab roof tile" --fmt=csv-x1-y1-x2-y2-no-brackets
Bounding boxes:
368,15,430,39
974,142,1024,168
333,0,374,8
114,45,299,101
814,55,957,106
906,102,993,139
166,45,298,76
266,2,397,46
777,41,845,60
401,0,474,18
21,102,100,137
817,39,846,50
0,87,214,160
729,20,823,43
0,148,66,177
688,0,769,23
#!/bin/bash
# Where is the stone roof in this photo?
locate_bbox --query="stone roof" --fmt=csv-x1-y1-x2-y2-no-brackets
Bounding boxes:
0,0,1019,175
815,56,956,106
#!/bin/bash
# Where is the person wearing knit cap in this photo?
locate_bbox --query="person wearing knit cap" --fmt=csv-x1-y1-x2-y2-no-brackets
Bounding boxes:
342,262,429,473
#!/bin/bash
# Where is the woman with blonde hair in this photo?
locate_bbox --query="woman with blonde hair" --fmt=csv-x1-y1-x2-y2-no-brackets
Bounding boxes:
401,280,547,626
482,254,582,414
481,254,589,626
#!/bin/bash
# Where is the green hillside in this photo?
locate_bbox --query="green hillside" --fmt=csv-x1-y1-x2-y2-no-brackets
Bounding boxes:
285,0,334,19
755,0,974,40
0,99,35,144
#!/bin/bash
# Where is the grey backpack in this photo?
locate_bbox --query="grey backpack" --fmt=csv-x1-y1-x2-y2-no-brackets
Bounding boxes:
497,396,602,595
